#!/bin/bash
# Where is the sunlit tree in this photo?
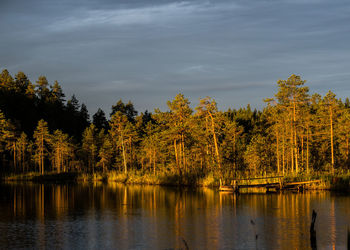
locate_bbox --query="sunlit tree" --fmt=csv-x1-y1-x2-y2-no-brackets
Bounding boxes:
33,120,50,174
16,132,29,172
196,97,222,170
98,136,113,172
82,124,98,173
167,94,193,174
51,130,73,173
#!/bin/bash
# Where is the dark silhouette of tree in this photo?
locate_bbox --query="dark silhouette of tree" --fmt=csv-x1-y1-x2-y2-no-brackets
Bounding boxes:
93,108,109,131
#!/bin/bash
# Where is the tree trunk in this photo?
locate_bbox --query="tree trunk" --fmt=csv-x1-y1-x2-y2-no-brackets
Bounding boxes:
205,116,210,168
149,150,152,170
330,106,334,172
307,126,310,173
276,130,280,173
346,136,349,164
121,132,127,174
22,145,25,173
153,150,156,175
57,147,61,173
129,137,132,170
293,101,298,173
209,112,221,169
13,142,16,172
92,149,95,174
290,113,294,173
174,139,180,174
179,136,183,169
282,132,285,175
41,134,44,175
301,133,304,169
181,133,186,173
233,133,236,172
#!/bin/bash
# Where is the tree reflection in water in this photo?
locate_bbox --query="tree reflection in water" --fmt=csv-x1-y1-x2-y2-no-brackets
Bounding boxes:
0,183,348,249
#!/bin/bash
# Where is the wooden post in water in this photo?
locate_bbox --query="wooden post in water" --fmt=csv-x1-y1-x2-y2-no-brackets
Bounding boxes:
233,180,238,193
347,227,349,250
279,177,283,190
310,210,317,250
182,237,189,250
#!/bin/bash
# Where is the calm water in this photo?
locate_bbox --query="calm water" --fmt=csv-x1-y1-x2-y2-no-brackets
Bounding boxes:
0,183,349,250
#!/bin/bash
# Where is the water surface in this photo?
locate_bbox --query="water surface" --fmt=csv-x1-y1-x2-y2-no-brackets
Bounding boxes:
0,183,349,249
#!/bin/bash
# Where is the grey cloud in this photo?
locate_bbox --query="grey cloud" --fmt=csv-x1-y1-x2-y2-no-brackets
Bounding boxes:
1,0,350,115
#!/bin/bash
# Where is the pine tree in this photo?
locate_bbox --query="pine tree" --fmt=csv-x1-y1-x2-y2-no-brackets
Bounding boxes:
51,130,72,173
110,100,137,123
274,74,309,173
25,81,36,98
109,111,131,174
50,80,65,103
14,72,31,93
222,116,243,174
244,134,269,175
196,97,222,170
98,136,113,172
0,111,11,153
36,76,50,100
82,124,98,173
16,132,29,172
5,122,18,171
141,122,162,175
80,104,90,123
320,91,340,172
33,120,50,174
167,94,192,174
93,108,109,131
337,107,350,168
0,69,14,87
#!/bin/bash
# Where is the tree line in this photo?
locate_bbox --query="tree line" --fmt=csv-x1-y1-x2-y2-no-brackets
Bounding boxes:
1,70,349,177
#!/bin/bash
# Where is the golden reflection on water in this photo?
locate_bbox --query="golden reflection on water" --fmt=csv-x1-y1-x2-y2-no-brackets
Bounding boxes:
1,183,349,249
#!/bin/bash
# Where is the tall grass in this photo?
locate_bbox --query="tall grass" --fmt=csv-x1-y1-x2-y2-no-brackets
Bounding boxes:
2,169,349,190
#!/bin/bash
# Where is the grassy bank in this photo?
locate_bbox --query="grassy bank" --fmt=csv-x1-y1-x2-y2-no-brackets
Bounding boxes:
2,170,220,187
76,170,220,187
2,172,79,182
284,171,350,191
2,170,350,191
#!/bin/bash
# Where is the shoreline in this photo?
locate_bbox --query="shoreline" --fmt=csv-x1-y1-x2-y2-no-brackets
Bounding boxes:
2,171,350,192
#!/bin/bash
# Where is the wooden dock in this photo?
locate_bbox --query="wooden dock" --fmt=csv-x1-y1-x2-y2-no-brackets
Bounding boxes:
219,177,321,193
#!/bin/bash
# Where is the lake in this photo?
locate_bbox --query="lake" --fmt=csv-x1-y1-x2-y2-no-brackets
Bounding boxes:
0,182,349,249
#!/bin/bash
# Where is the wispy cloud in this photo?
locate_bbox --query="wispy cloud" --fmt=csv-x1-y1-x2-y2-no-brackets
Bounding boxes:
48,1,239,31
179,65,208,73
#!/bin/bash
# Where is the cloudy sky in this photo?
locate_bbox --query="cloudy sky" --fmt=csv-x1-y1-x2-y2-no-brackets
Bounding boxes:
1,0,350,115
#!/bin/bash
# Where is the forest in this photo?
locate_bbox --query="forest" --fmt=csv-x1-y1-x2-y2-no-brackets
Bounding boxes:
0,69,350,183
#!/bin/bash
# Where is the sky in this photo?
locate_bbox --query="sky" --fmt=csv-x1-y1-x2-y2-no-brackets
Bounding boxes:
1,0,350,116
